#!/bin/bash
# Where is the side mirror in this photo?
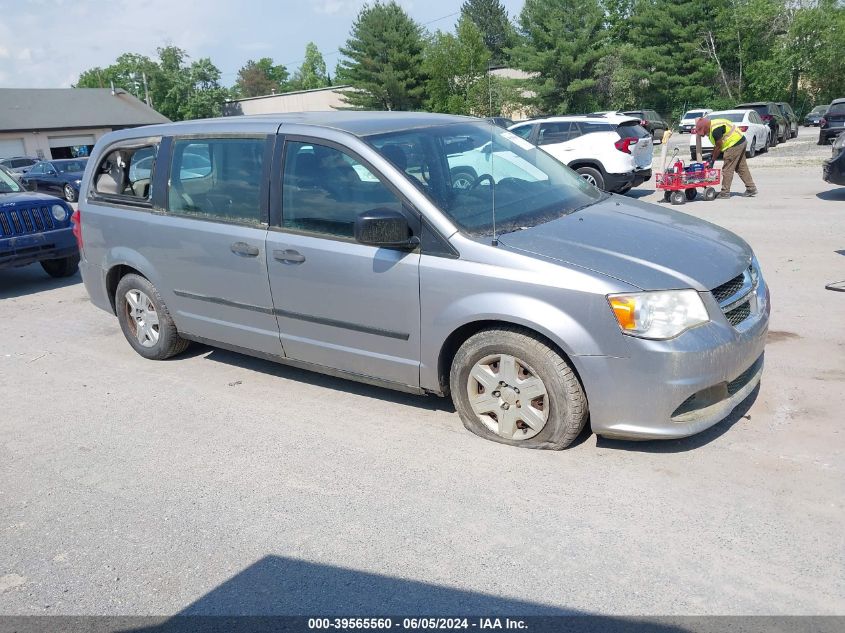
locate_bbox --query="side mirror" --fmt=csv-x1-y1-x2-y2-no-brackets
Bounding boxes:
354,208,419,249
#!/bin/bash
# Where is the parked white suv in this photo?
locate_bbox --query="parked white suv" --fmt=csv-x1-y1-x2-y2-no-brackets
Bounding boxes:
509,114,653,193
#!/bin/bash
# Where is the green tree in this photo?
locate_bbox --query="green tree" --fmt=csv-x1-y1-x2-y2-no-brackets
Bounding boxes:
336,1,427,110
460,0,515,66
289,43,331,91
510,0,607,114
424,17,491,114
235,57,290,97
617,0,721,115
75,53,159,105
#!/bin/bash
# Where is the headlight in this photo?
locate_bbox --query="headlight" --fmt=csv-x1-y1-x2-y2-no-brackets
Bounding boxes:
607,290,709,339
51,204,68,222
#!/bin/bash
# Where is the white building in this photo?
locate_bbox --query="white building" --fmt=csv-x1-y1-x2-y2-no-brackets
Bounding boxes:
223,86,351,116
0,88,169,160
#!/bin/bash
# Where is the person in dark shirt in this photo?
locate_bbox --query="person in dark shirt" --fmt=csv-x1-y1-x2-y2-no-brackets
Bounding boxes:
695,118,758,198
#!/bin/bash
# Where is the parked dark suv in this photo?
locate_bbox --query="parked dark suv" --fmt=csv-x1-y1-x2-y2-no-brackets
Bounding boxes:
0,164,79,277
735,102,787,145
819,98,845,144
775,102,799,139
622,109,668,142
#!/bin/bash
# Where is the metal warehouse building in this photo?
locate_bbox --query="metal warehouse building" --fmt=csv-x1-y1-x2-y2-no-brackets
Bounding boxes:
0,88,169,161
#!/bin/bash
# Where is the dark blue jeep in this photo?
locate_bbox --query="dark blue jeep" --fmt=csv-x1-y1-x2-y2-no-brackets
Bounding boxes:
0,165,79,277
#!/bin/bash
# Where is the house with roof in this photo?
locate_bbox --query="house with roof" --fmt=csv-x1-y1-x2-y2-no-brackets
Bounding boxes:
0,88,169,161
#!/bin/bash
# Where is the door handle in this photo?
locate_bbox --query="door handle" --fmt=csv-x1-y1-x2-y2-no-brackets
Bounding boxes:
273,249,306,264
230,241,260,257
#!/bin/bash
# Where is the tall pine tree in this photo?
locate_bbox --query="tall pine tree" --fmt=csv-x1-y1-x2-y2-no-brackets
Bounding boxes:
460,0,515,66
336,1,426,111
511,0,606,114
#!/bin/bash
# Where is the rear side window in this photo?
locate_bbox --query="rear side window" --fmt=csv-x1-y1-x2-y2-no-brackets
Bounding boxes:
538,122,572,145
282,140,401,238
168,137,264,225
709,113,744,122
93,145,157,202
616,122,649,138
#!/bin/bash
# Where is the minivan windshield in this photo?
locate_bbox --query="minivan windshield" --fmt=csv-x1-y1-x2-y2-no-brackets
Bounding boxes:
683,110,706,119
366,122,603,237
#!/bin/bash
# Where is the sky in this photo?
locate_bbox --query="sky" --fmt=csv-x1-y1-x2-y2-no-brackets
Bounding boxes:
0,0,525,90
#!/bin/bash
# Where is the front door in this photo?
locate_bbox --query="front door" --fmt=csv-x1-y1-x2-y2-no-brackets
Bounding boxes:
265,138,421,388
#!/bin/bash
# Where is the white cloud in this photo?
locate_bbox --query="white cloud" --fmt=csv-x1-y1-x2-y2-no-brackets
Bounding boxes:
0,0,234,88
312,0,366,15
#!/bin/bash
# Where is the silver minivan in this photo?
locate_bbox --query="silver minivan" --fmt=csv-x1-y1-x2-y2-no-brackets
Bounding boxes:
76,112,769,450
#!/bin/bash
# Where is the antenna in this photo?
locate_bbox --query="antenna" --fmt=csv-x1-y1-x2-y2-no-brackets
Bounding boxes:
490,119,497,246
488,63,497,246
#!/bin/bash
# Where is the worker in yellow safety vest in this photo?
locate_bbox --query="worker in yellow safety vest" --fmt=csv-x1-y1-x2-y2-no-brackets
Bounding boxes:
695,117,758,198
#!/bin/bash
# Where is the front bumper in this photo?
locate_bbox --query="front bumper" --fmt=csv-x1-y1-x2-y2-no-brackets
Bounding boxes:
679,124,694,133
0,227,77,270
576,277,770,440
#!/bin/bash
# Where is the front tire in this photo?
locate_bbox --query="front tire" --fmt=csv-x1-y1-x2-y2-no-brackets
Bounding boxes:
40,254,79,278
747,139,756,158
576,166,605,190
63,183,78,202
115,274,189,360
450,327,588,450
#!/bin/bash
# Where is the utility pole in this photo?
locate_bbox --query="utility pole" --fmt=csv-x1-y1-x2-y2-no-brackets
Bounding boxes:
143,72,152,107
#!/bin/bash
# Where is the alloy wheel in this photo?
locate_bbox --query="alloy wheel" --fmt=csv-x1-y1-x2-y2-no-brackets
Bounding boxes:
125,289,160,348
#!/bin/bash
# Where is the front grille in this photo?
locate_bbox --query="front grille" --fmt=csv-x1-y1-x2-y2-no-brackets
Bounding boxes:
711,264,756,328
725,301,751,326
711,268,748,304
0,206,58,237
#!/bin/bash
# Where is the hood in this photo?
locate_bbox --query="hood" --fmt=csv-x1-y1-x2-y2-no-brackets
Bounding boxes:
0,192,68,206
496,195,751,291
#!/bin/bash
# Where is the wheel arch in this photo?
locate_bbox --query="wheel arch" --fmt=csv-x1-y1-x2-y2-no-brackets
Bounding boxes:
567,159,606,175
105,264,147,314
436,319,588,399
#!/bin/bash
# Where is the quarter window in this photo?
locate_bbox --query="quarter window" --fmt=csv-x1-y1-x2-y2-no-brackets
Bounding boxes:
94,145,158,201
168,137,264,225
510,125,533,140
281,141,401,238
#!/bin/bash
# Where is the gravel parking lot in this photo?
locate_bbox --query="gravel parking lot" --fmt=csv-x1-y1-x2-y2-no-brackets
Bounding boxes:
1,127,843,617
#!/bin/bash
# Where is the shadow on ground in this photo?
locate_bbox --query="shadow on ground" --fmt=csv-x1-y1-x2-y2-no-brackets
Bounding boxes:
113,556,692,632
816,187,845,201
0,262,80,300
596,383,760,453
201,346,456,413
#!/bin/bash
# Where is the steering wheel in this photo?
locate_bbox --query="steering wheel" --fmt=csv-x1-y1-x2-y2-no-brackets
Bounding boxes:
471,174,495,190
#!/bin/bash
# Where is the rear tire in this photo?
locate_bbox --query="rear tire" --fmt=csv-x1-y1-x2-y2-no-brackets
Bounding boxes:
746,139,756,158
63,183,78,202
704,187,717,201
576,166,605,190
670,190,686,205
685,188,698,201
450,327,588,450
770,129,779,148
115,274,189,361
40,254,79,278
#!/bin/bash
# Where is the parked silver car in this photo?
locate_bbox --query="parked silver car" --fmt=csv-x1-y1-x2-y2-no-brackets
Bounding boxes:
76,113,769,449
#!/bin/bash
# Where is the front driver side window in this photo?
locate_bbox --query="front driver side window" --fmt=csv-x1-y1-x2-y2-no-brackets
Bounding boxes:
281,141,402,238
